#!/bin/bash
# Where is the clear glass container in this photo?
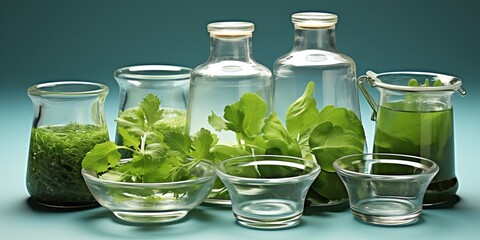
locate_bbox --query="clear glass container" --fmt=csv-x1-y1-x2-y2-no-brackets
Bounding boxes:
358,71,467,208
186,22,273,204
26,81,109,208
273,12,362,207
114,65,191,152
334,153,439,226
82,160,215,223
215,155,320,229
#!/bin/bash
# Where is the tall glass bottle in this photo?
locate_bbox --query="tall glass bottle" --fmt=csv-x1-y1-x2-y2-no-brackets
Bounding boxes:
26,81,109,208
186,22,272,204
273,12,363,207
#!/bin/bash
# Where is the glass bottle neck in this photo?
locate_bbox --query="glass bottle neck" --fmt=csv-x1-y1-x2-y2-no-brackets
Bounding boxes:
209,35,253,61
293,27,337,51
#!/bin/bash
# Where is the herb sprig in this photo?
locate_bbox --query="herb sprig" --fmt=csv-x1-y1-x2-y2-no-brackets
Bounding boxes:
82,94,217,183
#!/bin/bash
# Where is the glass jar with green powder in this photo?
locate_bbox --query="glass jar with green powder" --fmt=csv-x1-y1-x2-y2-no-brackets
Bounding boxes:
26,81,109,208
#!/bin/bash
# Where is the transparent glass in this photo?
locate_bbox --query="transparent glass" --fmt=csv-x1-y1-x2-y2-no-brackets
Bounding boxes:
358,71,466,207
334,153,439,226
114,65,191,153
215,155,320,229
26,81,109,208
82,161,215,223
273,12,361,207
186,22,272,204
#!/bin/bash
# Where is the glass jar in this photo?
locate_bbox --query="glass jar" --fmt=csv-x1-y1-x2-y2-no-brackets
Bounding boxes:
273,12,363,207
26,81,109,208
358,71,467,208
186,22,272,204
114,65,191,152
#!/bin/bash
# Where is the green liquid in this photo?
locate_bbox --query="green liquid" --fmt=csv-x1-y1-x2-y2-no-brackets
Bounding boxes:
373,104,457,205
27,123,109,207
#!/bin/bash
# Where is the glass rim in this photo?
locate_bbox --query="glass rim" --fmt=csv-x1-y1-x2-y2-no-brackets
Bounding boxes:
333,153,439,180
215,155,321,184
292,12,338,28
27,81,109,96
114,65,192,81
366,70,465,94
81,160,216,187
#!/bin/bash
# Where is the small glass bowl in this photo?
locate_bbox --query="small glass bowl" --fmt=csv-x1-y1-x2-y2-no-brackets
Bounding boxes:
334,153,439,226
81,161,215,223
215,155,320,229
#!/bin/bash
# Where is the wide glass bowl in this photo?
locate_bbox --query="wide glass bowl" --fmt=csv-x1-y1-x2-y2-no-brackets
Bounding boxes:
81,161,215,223
334,153,439,226
215,155,320,229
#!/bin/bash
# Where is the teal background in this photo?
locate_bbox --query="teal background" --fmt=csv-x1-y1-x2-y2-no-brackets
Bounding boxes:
1,0,479,239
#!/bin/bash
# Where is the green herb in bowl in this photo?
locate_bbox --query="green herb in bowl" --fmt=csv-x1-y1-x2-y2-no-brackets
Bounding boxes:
81,94,217,223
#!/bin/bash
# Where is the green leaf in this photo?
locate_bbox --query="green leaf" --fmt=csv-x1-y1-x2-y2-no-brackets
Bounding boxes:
433,79,443,86
117,127,140,150
191,128,218,160
286,81,321,138
408,79,419,86
244,135,267,155
139,93,164,128
208,111,227,131
263,112,301,157
223,102,244,133
164,131,191,156
318,106,365,141
82,141,122,173
240,93,267,138
310,171,348,201
211,145,250,163
309,121,364,172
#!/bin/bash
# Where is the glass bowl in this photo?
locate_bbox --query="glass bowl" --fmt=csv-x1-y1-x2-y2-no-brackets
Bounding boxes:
81,161,215,223
333,153,439,226
215,155,320,229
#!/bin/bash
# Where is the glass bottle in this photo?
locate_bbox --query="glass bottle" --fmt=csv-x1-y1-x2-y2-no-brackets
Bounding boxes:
358,70,467,208
273,12,362,207
114,65,191,153
186,22,272,204
26,81,109,208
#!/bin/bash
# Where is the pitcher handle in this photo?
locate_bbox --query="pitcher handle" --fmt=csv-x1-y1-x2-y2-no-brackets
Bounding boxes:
357,75,378,121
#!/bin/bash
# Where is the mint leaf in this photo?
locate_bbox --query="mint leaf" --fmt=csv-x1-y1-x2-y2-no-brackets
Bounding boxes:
82,141,122,173
286,81,321,138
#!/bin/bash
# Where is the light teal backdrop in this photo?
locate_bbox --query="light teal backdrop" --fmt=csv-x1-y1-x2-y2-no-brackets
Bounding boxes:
1,0,479,239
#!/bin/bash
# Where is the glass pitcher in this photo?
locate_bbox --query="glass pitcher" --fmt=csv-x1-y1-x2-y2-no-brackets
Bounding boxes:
26,81,109,208
186,22,272,204
273,12,363,207
358,71,467,207
114,65,191,154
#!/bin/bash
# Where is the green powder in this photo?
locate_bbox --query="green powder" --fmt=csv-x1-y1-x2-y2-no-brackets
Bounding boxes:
27,123,109,206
